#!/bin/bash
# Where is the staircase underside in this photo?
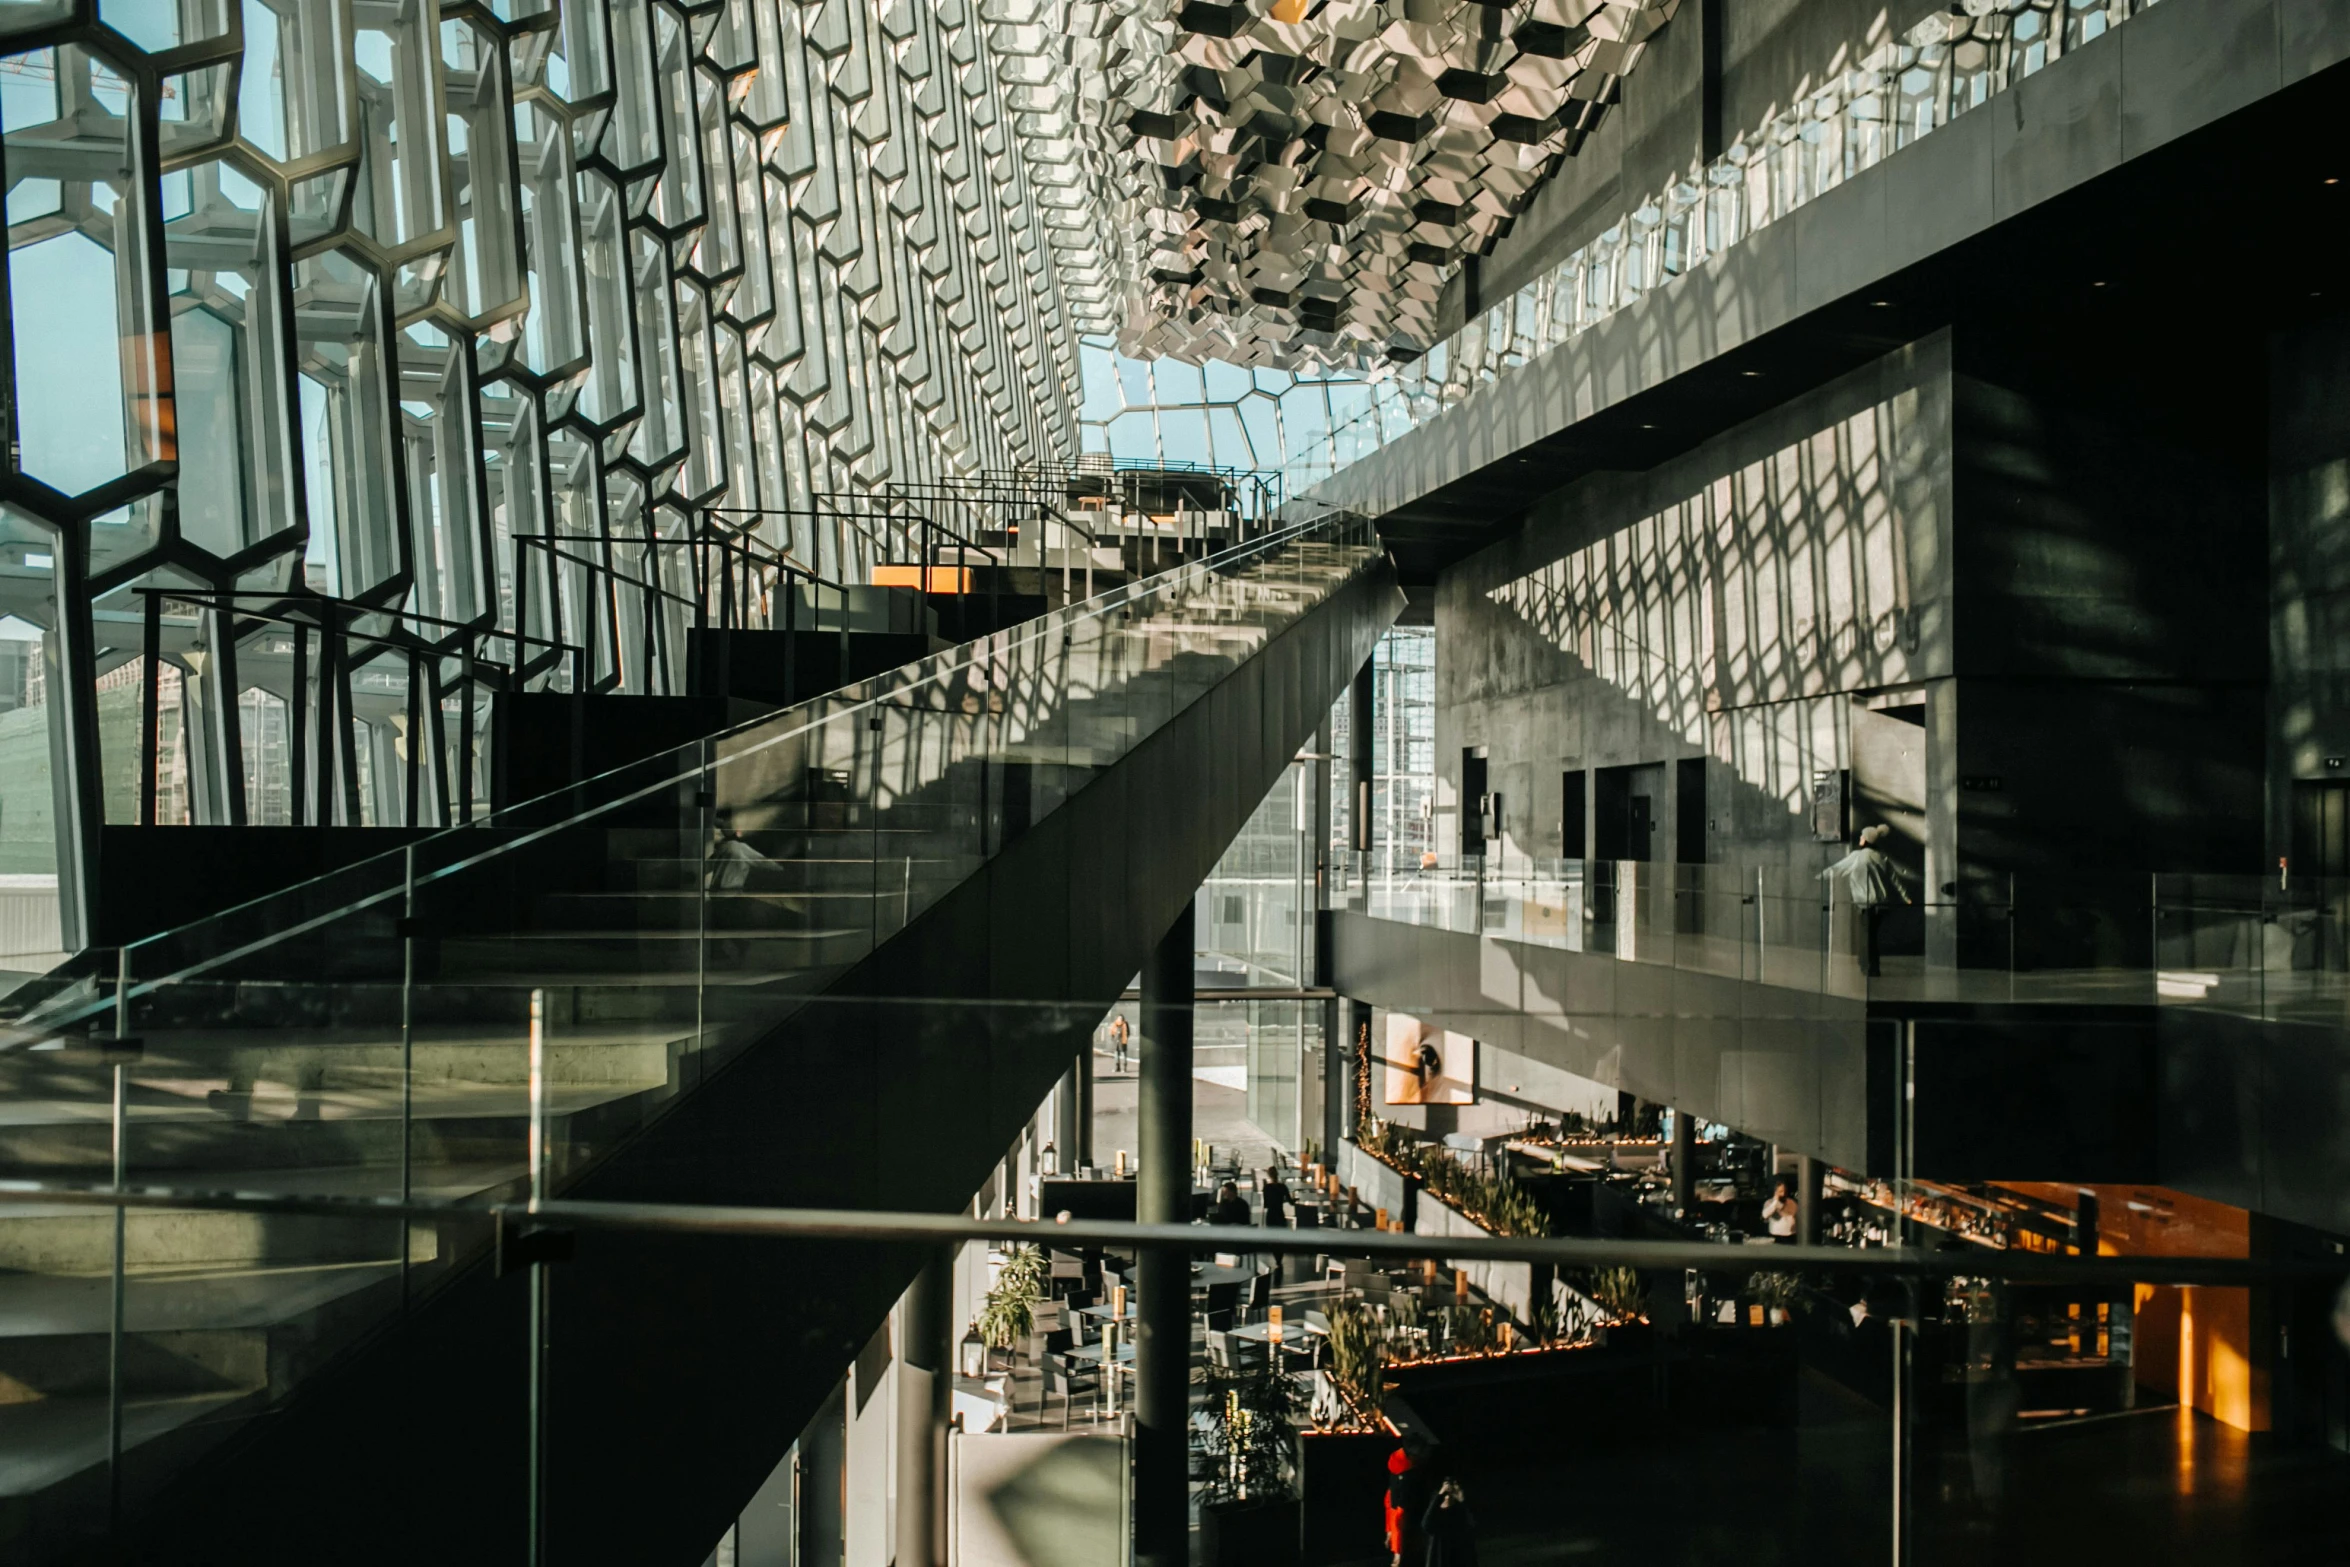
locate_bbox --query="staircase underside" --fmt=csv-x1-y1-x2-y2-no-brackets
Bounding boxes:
110,553,1401,1567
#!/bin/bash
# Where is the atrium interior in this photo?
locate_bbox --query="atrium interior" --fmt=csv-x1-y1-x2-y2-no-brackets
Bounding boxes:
0,1,2345,1564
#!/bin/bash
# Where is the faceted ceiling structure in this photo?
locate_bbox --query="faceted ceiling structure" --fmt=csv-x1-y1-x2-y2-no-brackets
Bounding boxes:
1057,0,1684,368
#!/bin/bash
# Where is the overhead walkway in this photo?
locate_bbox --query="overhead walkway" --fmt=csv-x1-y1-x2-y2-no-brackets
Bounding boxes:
1333,860,2350,1228
0,512,1401,1566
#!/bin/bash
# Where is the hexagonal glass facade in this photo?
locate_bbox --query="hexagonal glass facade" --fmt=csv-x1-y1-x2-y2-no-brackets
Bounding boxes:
0,0,1089,962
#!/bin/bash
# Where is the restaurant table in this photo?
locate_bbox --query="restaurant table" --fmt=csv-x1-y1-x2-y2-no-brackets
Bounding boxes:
1062,1340,1137,1365
1190,1262,1255,1291
1228,1319,1322,1343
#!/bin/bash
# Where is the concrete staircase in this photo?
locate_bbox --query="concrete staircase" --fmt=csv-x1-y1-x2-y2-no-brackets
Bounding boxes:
0,520,1399,1565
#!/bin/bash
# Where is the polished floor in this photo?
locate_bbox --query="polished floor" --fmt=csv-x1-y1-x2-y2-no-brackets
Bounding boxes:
1324,1399,2349,1567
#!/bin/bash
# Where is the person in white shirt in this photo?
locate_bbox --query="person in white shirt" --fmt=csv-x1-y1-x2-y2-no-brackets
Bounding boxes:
1822,824,1912,977
1762,1176,1800,1242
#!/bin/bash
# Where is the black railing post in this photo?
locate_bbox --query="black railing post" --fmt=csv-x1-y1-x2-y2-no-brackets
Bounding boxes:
313,604,338,829
139,591,161,827
459,645,476,824
783,566,798,704
288,623,309,828
404,645,422,828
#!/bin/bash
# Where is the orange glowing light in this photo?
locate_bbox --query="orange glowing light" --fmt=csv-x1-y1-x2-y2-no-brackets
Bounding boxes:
871,564,971,593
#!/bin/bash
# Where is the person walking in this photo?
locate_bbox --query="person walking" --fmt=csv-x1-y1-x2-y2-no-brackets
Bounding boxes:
1259,1165,1292,1227
1108,1012,1130,1073
1383,1448,1425,1567
1822,824,1911,978
706,814,764,891
1421,1476,1478,1567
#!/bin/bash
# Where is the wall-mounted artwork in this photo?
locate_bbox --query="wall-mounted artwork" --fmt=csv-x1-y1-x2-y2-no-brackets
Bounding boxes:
1383,1014,1474,1106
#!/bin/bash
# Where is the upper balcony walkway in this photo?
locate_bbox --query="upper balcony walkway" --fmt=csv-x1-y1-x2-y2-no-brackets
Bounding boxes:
1331,859,2350,1240
1301,0,2350,577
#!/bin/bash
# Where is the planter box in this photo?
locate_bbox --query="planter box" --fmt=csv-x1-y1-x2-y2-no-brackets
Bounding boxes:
1408,1194,1537,1320
1298,1431,1393,1567
1200,1495,1299,1567
1338,1140,1412,1225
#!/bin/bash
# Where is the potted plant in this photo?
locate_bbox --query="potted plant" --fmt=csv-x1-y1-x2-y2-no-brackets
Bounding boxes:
972,1244,1048,1364
1323,1302,1386,1421
1747,1270,1802,1325
1199,1365,1305,1566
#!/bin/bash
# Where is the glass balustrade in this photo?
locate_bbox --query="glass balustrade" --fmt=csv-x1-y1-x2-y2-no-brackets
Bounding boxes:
0,513,1391,1537
1285,0,2167,497
0,1173,2337,1563
1339,858,2350,1027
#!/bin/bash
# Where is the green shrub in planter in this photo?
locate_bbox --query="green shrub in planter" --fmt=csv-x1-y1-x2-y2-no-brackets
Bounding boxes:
1201,1365,1305,1565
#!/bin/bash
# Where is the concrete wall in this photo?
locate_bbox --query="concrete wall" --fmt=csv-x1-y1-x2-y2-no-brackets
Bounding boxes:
1329,0,2350,526
1331,910,1876,1171
1949,313,2269,897
1466,0,1951,325
2267,313,2350,859
1433,335,1952,874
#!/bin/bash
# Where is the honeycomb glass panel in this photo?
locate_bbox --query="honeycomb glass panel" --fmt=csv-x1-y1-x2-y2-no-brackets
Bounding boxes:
508,99,583,377
100,0,233,54
439,17,522,327
5,45,171,499
624,228,683,467
645,8,700,234
350,0,450,310
572,168,637,425
238,0,351,165
164,158,298,559
474,376,542,635
397,321,485,627
720,121,770,325
293,249,402,600
599,0,659,174
544,427,608,687
685,68,736,281
673,278,719,500
160,60,236,160
0,510,64,975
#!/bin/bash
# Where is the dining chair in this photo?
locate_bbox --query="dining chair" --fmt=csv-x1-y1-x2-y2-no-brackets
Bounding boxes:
1043,1357,1097,1427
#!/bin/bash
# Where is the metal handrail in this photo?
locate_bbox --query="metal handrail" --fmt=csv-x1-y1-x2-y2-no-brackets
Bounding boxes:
129,587,589,828
0,1180,2336,1289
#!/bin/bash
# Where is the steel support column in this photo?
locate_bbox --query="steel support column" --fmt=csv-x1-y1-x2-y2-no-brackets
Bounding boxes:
894,1246,952,1567
1135,898,1194,1567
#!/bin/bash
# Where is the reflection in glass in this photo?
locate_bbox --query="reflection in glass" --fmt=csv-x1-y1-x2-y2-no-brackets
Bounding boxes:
5,44,172,497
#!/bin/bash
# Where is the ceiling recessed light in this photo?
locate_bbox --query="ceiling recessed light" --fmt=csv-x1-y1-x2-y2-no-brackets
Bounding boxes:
2092,280,2107,288
1640,423,1657,430
1742,370,1762,377
2328,177,2341,185
1870,300,1893,307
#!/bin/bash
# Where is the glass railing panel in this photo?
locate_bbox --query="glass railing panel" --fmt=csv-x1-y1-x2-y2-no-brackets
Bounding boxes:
17,512,1388,1155
7,1175,2340,1563
1288,1,2172,503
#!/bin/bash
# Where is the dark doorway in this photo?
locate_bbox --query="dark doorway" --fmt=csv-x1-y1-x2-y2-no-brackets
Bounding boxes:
2291,779,2350,878
1594,763,1663,862
1675,757,1707,865
1461,747,1489,860
1563,769,1587,860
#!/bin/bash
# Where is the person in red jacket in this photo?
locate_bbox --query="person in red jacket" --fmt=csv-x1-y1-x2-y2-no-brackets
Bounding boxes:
1384,1446,1426,1567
